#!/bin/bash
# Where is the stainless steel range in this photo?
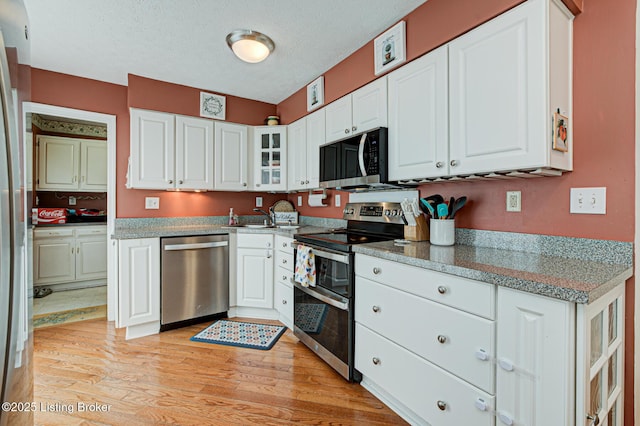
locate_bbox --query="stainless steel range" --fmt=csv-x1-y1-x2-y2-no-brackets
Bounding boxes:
293,202,405,381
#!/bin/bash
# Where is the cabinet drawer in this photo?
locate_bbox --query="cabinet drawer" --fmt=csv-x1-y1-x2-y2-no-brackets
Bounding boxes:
275,235,293,254
276,266,293,288
76,226,107,237
356,323,494,426
356,277,495,393
356,254,495,319
274,281,293,324
34,228,74,238
275,249,293,271
237,233,273,248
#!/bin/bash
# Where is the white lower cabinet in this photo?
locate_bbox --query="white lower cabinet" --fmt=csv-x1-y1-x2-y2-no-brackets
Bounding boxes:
117,238,160,336
274,235,294,328
236,234,274,312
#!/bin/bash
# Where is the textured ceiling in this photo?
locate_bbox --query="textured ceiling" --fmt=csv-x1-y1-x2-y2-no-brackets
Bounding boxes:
23,0,427,104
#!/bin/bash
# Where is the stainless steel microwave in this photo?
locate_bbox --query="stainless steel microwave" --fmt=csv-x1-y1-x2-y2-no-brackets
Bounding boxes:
319,127,389,190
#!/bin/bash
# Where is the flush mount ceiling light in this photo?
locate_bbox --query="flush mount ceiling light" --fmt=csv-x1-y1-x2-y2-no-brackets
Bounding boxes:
226,29,275,63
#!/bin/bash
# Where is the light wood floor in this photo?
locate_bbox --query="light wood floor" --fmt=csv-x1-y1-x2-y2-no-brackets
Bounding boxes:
34,318,407,425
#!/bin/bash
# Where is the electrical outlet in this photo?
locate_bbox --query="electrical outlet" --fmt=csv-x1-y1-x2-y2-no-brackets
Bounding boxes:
570,187,606,214
297,195,303,207
68,196,77,206
145,197,160,210
335,194,341,207
256,196,263,207
506,191,521,212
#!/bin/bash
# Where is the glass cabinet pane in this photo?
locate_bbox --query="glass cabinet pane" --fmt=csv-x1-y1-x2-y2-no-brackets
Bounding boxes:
608,350,618,397
272,151,280,166
272,170,280,184
272,133,280,148
607,402,617,426
608,300,618,345
590,370,603,415
262,134,269,149
591,312,603,366
261,152,269,167
261,170,269,185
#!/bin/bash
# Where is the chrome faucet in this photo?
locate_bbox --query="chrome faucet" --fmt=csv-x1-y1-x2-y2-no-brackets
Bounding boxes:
253,208,274,226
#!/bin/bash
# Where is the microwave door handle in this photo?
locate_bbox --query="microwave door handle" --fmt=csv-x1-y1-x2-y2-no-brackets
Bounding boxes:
358,133,368,176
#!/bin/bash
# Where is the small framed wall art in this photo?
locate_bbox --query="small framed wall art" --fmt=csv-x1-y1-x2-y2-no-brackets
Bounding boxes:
307,76,324,112
374,21,406,76
552,111,569,152
200,92,226,120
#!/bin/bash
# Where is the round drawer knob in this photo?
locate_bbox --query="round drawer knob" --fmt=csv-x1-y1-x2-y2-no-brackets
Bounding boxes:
436,161,443,168
373,267,381,275
300,180,305,185
282,259,287,264
344,129,349,134
178,180,183,184
352,126,357,132
282,299,287,305
372,305,380,313
305,180,309,184
437,400,447,411
450,160,458,167
282,242,287,247
282,275,287,280
372,357,380,365
437,335,447,344
437,286,447,295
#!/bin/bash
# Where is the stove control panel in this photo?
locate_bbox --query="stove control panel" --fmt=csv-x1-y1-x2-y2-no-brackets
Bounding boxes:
343,202,405,224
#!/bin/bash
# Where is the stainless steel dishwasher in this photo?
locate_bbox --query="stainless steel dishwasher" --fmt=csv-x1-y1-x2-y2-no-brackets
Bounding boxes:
160,234,229,329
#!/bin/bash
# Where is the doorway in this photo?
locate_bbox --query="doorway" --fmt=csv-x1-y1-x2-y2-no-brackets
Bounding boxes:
23,102,116,325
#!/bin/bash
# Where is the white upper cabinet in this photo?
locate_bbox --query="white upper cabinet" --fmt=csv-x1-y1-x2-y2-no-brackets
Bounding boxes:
253,126,287,191
287,108,325,191
448,0,572,176
130,109,214,190
325,78,387,143
175,115,214,190
388,45,448,181
214,121,248,191
37,135,107,192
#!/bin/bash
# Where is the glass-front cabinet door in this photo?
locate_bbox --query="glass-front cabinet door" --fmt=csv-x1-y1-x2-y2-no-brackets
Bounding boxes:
577,284,625,426
254,126,287,191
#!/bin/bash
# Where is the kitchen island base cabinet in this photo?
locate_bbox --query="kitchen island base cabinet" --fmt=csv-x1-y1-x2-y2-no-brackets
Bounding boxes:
117,238,160,339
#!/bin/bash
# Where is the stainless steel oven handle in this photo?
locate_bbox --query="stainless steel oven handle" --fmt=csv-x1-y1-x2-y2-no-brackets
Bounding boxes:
291,242,349,264
293,282,349,310
358,132,368,177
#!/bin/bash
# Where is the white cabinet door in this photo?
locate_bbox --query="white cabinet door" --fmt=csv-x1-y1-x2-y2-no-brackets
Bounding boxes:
33,236,75,284
214,122,248,191
496,287,575,426
175,115,214,190
305,108,325,189
236,247,274,309
80,140,107,191
253,126,287,191
388,45,449,180
325,95,353,143
274,280,293,329
287,118,307,191
130,109,175,189
37,136,80,190
351,77,387,134
118,238,160,327
449,0,546,175
75,236,107,281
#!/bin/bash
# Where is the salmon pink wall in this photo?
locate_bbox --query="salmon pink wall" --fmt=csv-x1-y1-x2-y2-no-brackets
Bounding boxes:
30,70,286,218
278,0,636,416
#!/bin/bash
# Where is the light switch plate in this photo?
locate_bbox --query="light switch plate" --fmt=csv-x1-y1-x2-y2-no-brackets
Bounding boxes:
297,195,303,207
570,187,606,214
68,196,77,206
145,197,160,210
335,194,341,207
256,196,263,208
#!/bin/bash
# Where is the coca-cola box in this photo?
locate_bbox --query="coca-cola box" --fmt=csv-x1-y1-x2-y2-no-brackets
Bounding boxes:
32,208,67,224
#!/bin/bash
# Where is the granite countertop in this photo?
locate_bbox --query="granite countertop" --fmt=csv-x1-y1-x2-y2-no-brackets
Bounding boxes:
354,240,633,304
112,223,332,239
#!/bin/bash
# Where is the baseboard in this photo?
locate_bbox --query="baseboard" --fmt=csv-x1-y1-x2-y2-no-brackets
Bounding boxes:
125,321,159,340
35,279,106,292
228,306,279,320
360,377,426,426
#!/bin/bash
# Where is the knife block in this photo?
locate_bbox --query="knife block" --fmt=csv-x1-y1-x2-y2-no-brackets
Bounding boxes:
404,215,429,241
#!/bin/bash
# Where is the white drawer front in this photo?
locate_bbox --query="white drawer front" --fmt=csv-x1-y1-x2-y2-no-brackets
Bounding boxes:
356,324,494,426
275,235,293,254
274,281,293,326
76,225,107,236
356,254,495,319
274,249,293,271
276,265,293,288
34,227,74,238
237,233,273,248
356,277,495,393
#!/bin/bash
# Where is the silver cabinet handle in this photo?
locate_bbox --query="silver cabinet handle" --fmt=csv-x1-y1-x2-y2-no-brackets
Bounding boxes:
300,180,304,185
437,335,447,344
282,299,287,305
266,249,272,259
372,357,380,365
586,414,600,426
282,242,287,247
305,180,309,184
168,179,173,184
71,247,74,254
436,161,443,168
179,179,183,184
450,160,458,167
437,401,447,411
344,129,349,134
282,275,288,281
372,305,380,313
243,182,247,187
352,126,357,132
437,286,447,294
373,267,381,275
282,259,287,264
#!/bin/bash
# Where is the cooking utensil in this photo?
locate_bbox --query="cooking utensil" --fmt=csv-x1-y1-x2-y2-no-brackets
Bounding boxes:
401,199,416,226
437,203,449,219
449,196,467,218
411,199,421,217
449,196,455,217
420,198,435,216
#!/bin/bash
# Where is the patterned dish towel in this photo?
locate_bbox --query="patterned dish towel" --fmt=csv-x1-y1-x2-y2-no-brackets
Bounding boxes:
295,245,316,287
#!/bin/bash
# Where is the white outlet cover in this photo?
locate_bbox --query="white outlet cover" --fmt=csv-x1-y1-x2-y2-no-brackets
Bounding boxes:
256,196,263,207
570,187,606,214
145,197,160,209
297,195,303,207
68,195,77,206
506,191,521,212
335,194,341,207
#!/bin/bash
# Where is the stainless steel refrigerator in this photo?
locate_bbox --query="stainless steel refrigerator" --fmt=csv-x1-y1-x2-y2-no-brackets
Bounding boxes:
0,1,32,425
